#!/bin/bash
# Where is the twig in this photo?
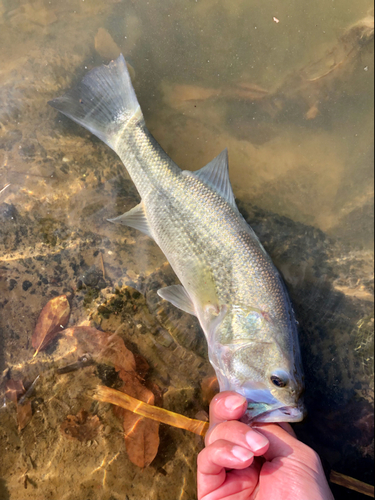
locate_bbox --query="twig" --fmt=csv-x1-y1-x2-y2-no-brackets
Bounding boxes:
18,375,40,405
330,470,374,497
0,183,11,195
99,252,106,280
93,385,209,436
307,46,357,82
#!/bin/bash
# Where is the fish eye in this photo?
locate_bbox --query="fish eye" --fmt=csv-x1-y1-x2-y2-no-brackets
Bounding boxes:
270,370,289,388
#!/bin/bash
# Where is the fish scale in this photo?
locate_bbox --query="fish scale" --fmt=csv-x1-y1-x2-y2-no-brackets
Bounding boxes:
49,54,305,423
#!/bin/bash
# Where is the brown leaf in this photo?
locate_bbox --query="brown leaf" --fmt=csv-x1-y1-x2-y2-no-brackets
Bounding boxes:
62,326,159,466
5,380,32,430
17,401,32,431
125,417,160,469
201,376,219,405
5,380,25,404
133,353,150,380
305,104,320,120
145,381,164,408
60,409,101,442
32,295,70,356
94,28,121,60
63,327,136,372
229,82,269,101
117,370,160,468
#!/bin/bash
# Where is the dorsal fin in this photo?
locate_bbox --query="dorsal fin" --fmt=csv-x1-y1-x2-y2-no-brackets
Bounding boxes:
183,149,237,209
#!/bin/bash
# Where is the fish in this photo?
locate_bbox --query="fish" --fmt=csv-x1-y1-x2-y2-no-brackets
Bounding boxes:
49,54,305,423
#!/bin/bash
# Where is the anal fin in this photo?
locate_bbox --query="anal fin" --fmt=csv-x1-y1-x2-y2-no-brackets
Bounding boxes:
108,202,153,239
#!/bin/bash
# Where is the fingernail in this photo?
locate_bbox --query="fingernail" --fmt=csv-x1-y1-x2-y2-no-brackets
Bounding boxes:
231,445,254,462
246,430,269,452
224,395,247,411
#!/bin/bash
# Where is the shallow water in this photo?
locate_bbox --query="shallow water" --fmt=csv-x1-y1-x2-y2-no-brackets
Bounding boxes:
0,1,373,499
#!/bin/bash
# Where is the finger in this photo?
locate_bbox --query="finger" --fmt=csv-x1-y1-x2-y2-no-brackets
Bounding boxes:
209,391,247,427
278,422,297,438
206,420,269,456
197,440,255,499
253,424,310,462
198,439,255,476
199,468,258,500
252,424,295,459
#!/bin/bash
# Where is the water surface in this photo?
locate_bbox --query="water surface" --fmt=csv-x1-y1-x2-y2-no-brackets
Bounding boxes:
0,1,373,499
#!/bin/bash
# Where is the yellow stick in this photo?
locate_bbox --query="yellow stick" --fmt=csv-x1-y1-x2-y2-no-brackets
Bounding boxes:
93,385,209,437
330,470,374,498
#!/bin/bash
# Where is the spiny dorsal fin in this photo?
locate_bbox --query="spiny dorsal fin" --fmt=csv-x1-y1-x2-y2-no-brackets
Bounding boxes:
157,285,196,316
183,149,237,209
107,202,153,239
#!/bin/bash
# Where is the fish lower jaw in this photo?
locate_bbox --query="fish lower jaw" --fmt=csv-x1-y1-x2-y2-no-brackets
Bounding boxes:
242,404,306,425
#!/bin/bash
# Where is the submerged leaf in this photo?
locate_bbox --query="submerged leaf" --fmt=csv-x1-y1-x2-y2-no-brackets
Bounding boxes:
117,370,160,468
17,401,32,431
5,379,25,404
5,380,33,430
63,326,136,372
133,353,150,380
125,415,160,469
32,295,70,356
201,375,219,405
62,326,159,467
60,409,101,442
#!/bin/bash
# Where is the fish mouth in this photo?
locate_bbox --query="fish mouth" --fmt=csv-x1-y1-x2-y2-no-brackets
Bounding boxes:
241,402,306,425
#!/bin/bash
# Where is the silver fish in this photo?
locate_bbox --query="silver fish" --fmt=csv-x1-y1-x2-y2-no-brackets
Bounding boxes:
49,55,305,423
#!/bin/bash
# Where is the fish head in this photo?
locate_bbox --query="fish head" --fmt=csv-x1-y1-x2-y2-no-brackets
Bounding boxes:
235,347,305,424
212,306,305,424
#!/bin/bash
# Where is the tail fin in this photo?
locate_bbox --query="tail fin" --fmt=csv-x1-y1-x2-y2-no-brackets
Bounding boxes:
48,54,141,151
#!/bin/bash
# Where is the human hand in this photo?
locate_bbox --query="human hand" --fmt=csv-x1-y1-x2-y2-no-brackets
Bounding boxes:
198,391,335,500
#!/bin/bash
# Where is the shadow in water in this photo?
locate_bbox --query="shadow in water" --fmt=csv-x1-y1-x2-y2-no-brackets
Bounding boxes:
238,200,374,490
0,478,10,500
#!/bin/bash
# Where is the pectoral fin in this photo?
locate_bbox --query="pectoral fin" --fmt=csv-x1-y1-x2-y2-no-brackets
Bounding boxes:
108,202,153,239
157,285,196,316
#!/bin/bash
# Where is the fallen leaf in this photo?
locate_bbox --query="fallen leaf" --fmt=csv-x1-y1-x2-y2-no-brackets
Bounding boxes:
230,82,269,100
32,295,70,356
124,414,160,469
94,27,121,60
17,401,32,431
145,381,164,408
5,380,25,404
63,326,159,466
24,1,58,26
201,376,219,405
117,370,160,468
305,104,320,120
162,82,222,110
63,327,136,372
195,410,209,422
60,409,101,442
5,380,33,430
133,353,150,380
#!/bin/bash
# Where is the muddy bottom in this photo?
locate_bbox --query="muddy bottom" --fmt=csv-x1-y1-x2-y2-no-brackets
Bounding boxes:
0,1,374,499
